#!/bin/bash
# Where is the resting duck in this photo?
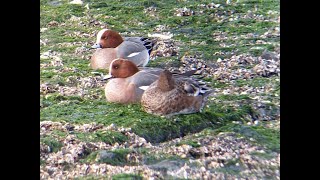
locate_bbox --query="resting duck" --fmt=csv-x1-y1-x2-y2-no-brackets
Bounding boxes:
141,69,213,117
103,58,200,104
90,29,153,70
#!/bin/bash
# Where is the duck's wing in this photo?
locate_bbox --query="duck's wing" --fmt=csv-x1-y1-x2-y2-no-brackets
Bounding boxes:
124,37,154,55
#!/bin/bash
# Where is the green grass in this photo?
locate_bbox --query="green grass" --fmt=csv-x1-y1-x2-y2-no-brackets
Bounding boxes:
80,148,136,166
176,140,201,148
249,125,280,152
40,158,46,166
74,130,128,144
52,129,68,138
40,136,63,153
217,94,251,101
249,151,276,160
112,173,143,180
210,123,280,152
41,98,256,143
235,76,279,87
142,150,185,165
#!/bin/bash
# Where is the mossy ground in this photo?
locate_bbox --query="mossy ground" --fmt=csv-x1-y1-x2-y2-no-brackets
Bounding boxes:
41,0,279,178
74,173,143,180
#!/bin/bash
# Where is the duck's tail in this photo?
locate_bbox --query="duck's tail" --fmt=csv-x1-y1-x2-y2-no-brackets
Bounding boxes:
140,37,155,55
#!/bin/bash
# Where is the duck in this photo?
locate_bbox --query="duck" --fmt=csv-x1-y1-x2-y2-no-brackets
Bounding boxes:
141,69,213,117
103,58,197,104
90,29,153,70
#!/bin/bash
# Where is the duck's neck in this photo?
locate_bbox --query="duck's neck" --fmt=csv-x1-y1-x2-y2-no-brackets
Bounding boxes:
123,65,139,77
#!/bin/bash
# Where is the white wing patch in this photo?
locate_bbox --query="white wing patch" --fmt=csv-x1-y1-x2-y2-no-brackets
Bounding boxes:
127,52,141,58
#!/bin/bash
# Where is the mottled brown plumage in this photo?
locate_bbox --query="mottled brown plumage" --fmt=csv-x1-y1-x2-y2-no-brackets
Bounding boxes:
141,70,213,117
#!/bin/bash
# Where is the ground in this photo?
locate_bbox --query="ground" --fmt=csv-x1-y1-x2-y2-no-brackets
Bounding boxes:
40,0,280,179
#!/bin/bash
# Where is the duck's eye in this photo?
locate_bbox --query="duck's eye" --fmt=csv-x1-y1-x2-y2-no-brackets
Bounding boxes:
113,66,119,69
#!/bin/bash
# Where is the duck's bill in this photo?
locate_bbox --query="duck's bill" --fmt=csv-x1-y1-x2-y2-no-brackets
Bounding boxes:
91,43,102,49
102,74,114,80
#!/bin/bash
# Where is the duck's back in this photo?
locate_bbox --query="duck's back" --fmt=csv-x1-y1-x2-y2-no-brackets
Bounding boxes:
124,37,154,54
117,41,150,67
141,71,213,116
142,79,204,116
